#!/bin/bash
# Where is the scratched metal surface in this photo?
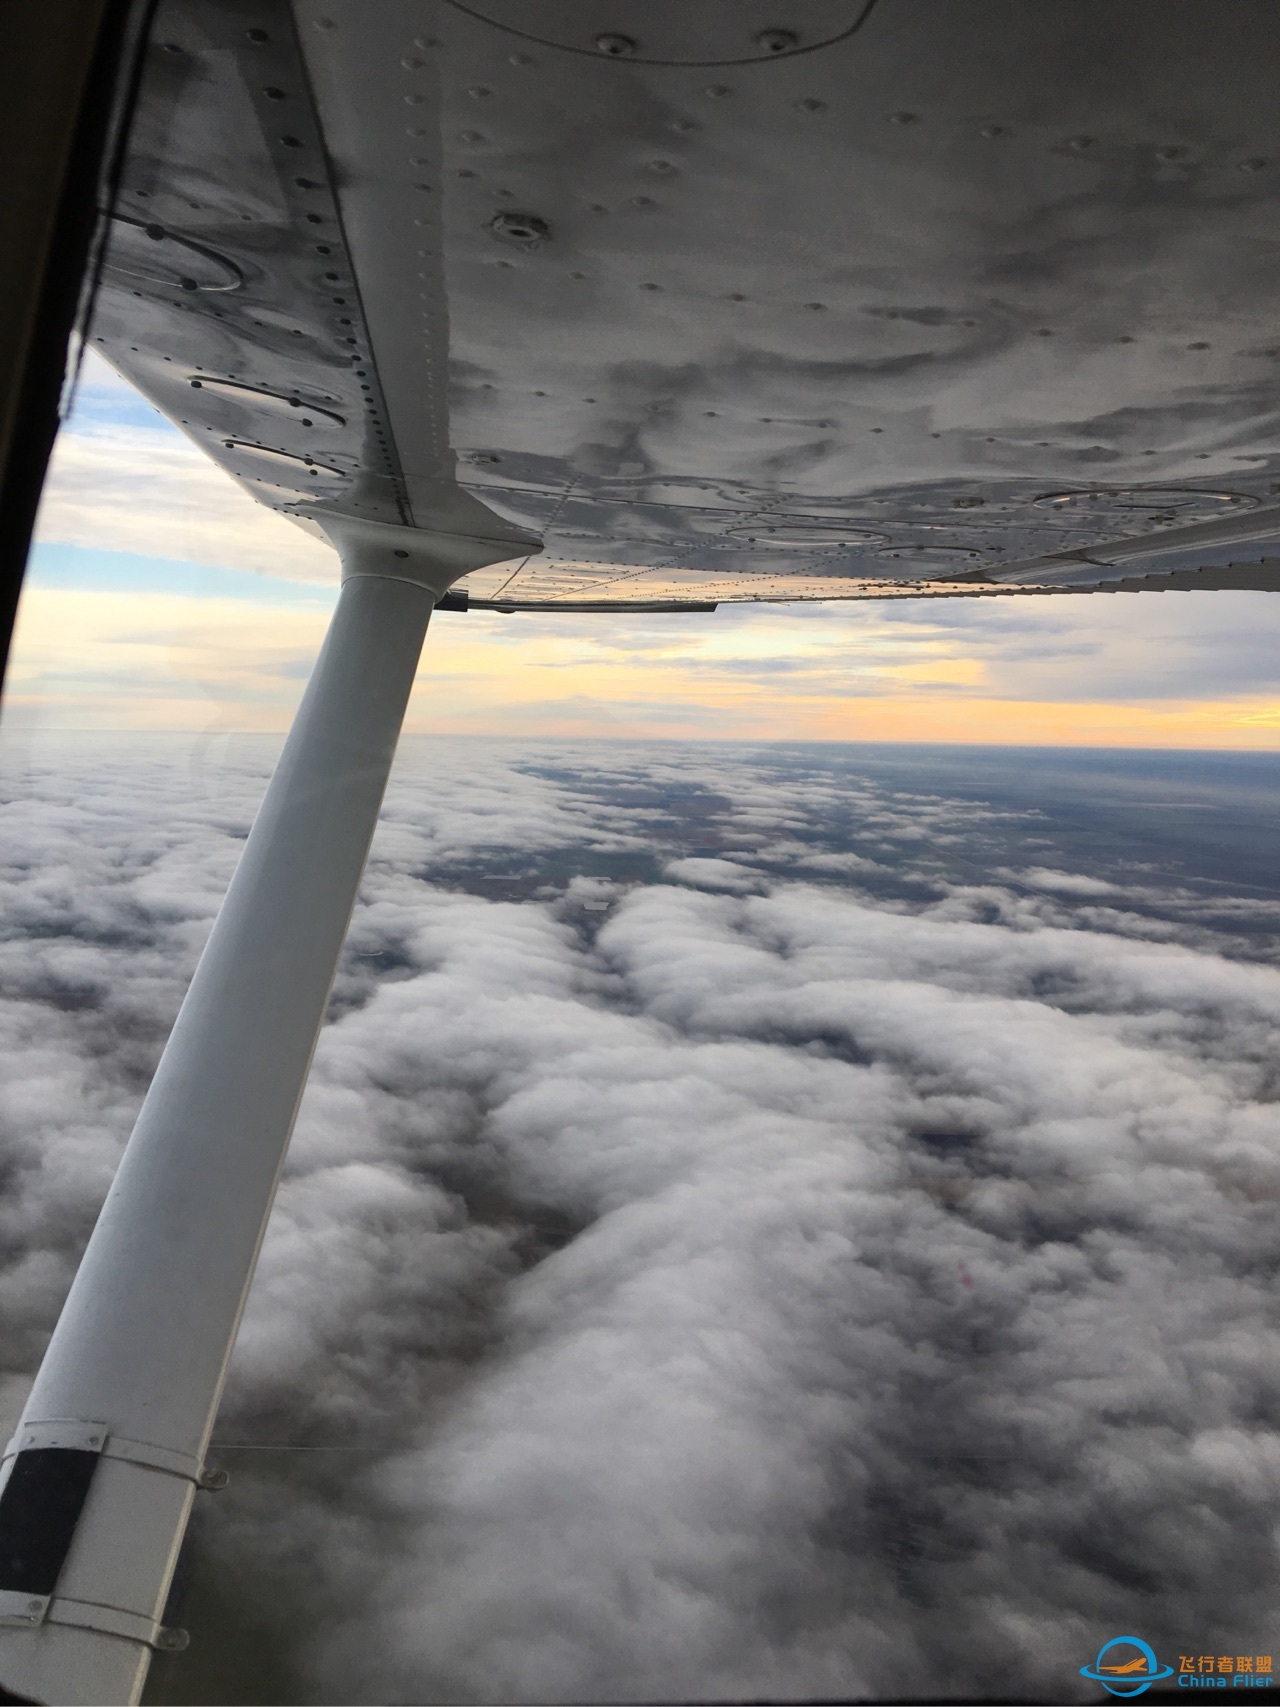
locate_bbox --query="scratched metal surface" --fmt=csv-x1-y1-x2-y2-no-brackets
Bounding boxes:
86,0,1280,606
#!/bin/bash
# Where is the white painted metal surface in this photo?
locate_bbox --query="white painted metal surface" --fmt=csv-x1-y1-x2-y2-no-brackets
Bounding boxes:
0,523,514,1705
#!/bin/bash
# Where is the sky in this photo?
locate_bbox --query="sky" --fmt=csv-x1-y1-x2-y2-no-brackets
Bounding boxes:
7,349,1280,744
1,735,1278,1704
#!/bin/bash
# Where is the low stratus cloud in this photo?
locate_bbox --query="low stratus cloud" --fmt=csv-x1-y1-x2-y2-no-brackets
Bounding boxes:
1,734,1278,1703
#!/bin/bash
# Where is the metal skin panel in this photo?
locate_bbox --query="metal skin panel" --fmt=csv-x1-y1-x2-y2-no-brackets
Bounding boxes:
87,0,1280,606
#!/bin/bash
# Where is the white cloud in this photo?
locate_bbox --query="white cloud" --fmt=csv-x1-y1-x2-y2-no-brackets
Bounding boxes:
663,855,766,893
33,424,336,583
2,734,1278,1702
1005,866,1122,897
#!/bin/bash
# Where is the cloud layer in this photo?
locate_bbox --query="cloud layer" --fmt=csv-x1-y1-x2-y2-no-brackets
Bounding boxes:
1,735,1278,1703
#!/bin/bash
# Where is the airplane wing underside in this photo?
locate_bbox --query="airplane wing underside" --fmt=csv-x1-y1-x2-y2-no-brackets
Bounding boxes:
87,0,1280,607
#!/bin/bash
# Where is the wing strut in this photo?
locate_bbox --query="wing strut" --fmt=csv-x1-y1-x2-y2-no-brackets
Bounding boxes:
0,518,516,1706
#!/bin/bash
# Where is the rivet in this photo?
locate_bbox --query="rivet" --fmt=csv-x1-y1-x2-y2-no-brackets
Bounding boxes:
280,135,301,147
640,281,661,290
263,86,286,100
704,84,731,98
1187,341,1209,349
245,27,268,43
595,33,636,56
467,85,492,98
649,159,676,174
1064,135,1094,151
394,549,409,558
312,16,335,28
756,29,798,52
509,52,532,65
889,111,920,125
1036,327,1053,336
795,97,826,113
1239,157,1268,172
805,301,826,311
979,124,1007,139
401,56,425,69
489,210,551,246
1155,145,1186,161
294,177,321,189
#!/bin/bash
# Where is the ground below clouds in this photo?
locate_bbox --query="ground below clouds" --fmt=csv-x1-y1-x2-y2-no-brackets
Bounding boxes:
1,735,1278,1704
